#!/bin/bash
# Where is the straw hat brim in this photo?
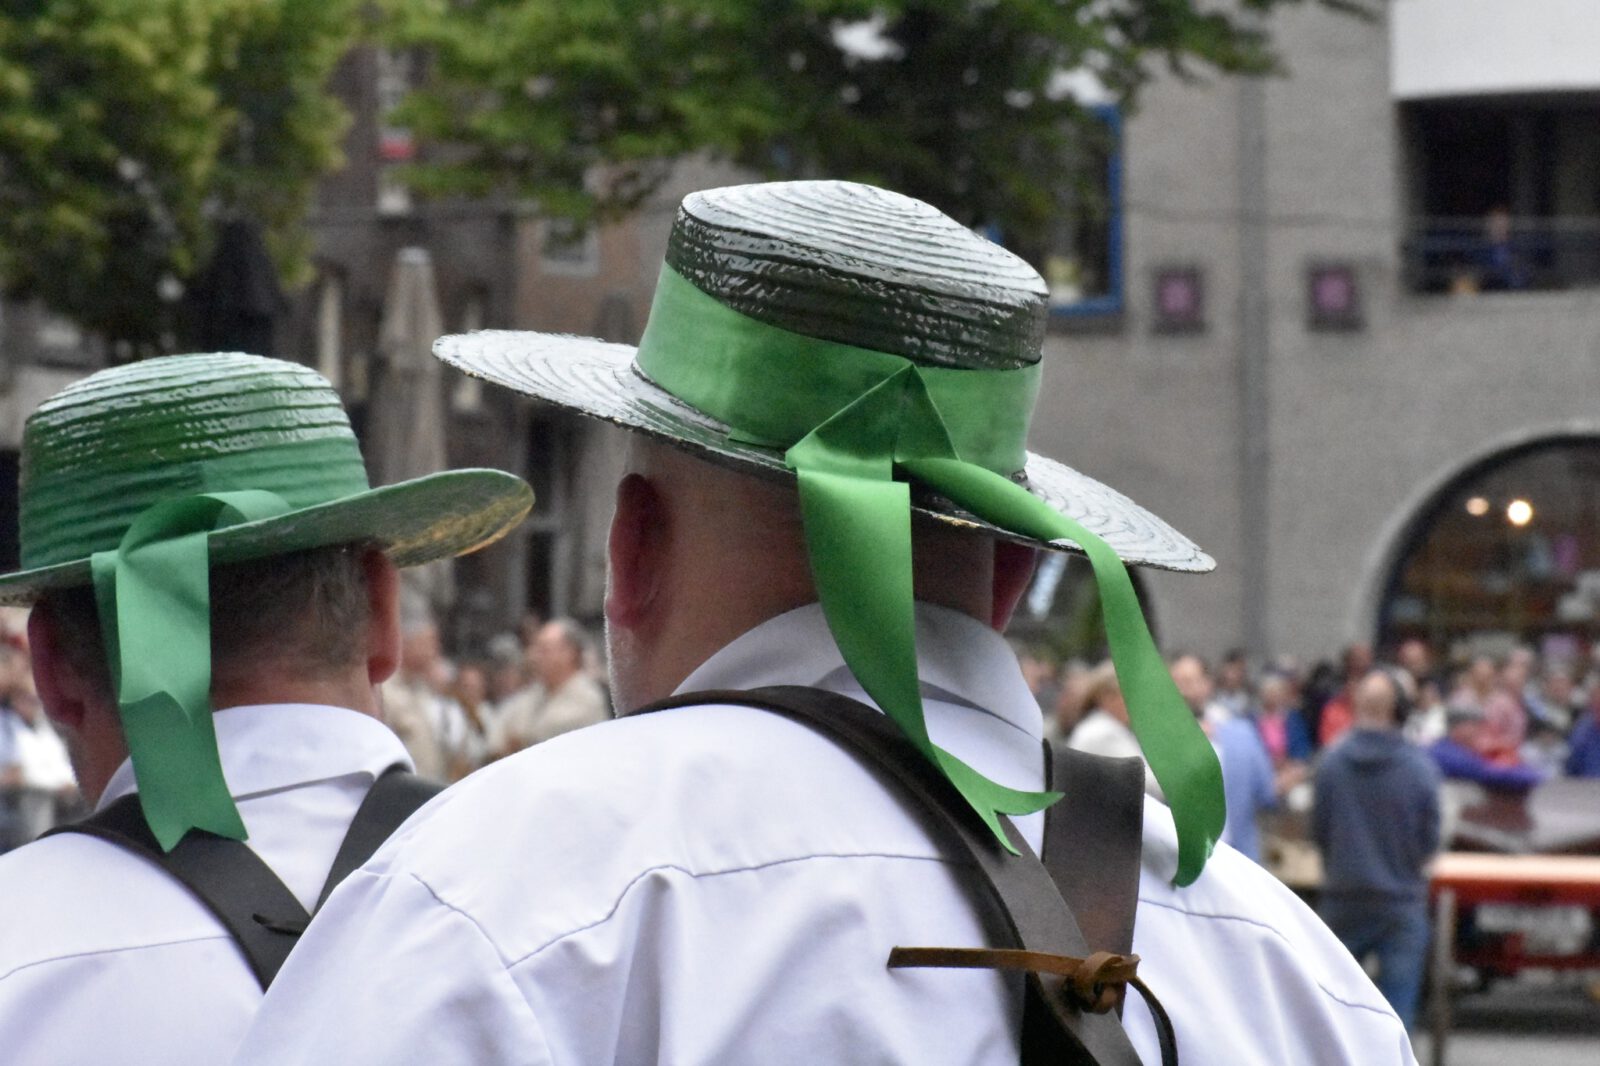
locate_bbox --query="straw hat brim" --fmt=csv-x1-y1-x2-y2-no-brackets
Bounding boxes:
436,331,1214,574
0,468,533,607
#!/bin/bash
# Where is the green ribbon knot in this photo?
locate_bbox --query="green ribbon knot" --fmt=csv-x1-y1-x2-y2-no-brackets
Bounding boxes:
638,265,1224,885
90,490,293,851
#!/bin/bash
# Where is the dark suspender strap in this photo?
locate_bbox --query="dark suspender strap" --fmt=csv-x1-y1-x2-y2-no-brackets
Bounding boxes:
633,685,1152,1066
45,796,309,990
316,763,445,911
1038,744,1177,1066
45,764,443,990
1042,744,1145,958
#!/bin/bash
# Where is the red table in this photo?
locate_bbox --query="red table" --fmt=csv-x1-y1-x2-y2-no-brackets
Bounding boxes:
1427,853,1600,1065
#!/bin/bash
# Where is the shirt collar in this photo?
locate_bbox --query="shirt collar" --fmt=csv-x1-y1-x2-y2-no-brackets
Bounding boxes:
676,601,1043,743
98,703,411,812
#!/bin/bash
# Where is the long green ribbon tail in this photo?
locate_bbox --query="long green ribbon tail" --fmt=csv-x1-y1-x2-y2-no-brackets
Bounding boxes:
901,456,1224,886
787,367,1223,885
89,490,292,851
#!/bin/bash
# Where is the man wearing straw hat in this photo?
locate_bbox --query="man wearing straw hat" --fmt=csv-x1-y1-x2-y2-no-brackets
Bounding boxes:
0,353,530,1064
239,184,1410,1063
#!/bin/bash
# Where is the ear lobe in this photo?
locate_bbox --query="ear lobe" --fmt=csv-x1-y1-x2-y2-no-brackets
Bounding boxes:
362,549,402,685
606,473,665,631
991,540,1039,631
28,604,88,734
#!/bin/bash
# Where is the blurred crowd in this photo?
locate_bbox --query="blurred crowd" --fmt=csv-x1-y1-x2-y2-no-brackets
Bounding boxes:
11,598,1600,866
377,613,612,784
1024,635,1600,865
0,610,80,850
0,607,612,851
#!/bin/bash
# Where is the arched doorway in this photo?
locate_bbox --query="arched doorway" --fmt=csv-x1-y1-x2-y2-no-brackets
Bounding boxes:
1378,436,1600,657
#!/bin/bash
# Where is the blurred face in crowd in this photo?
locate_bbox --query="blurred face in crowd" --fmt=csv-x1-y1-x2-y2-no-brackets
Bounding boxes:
1465,656,1497,695
532,622,582,691
456,663,489,707
1169,655,1212,716
1018,652,1052,696
400,624,440,677
1258,675,1292,715
489,658,525,702
1219,657,1248,693
1397,639,1431,681
1543,669,1575,710
1500,658,1530,696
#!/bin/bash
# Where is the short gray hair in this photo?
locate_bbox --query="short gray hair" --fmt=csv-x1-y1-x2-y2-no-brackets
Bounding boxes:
40,542,375,701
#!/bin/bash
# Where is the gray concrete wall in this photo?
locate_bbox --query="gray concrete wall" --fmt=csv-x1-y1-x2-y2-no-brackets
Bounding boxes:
1034,4,1600,662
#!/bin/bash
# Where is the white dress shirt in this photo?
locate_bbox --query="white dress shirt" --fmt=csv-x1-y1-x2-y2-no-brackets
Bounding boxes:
0,703,411,1066
236,605,1413,1064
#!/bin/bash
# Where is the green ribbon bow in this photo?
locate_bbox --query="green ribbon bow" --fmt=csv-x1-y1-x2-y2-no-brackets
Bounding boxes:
89,490,292,852
637,266,1225,885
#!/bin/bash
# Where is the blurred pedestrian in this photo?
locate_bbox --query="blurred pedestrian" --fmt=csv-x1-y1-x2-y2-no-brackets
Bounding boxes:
1254,672,1313,767
1316,643,1373,748
1428,704,1544,793
1565,687,1600,778
1312,670,1441,1031
1214,648,1252,719
380,620,450,781
1066,660,1161,798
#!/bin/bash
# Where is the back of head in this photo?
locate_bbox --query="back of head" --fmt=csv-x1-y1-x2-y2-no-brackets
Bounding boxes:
3,352,529,846
1352,669,1402,729
38,542,374,706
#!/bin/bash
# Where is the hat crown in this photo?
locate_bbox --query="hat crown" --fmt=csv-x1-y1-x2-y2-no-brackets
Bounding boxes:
667,181,1048,370
20,353,371,569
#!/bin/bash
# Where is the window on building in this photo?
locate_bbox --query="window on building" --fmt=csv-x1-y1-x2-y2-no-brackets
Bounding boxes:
1042,105,1123,318
539,218,601,278
1380,438,1600,656
1403,96,1600,294
523,414,575,619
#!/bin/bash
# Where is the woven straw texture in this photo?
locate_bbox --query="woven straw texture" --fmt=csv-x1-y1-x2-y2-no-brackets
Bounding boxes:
437,181,1211,573
0,353,531,603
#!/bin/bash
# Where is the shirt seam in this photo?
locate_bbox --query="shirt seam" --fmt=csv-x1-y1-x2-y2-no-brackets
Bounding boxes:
444,851,958,970
0,932,234,982
1135,896,1402,1020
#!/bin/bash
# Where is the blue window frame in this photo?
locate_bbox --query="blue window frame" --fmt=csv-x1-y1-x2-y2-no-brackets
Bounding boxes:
1048,104,1123,318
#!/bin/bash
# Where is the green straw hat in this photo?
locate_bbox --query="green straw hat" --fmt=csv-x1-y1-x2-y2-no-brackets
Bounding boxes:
1,353,530,602
2,352,532,849
436,181,1223,885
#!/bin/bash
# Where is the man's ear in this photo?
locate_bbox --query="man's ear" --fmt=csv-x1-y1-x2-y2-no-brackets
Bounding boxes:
362,549,402,685
991,540,1039,632
606,473,666,632
28,604,90,735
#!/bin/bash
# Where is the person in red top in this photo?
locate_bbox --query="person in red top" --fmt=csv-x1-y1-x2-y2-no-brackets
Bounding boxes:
1318,643,1373,748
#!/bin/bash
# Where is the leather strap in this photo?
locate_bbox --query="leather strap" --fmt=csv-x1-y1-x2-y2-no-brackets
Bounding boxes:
1042,745,1146,966
48,794,310,989
632,685,1164,1065
46,763,443,989
317,765,444,910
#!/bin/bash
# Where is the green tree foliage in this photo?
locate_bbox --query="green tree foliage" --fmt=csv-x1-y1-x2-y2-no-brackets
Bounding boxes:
383,0,1369,241
0,0,357,351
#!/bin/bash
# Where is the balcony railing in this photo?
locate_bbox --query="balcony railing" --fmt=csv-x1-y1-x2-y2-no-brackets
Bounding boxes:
1403,216,1600,295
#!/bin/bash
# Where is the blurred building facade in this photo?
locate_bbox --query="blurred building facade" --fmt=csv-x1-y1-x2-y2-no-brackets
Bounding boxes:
1024,0,1600,663
6,4,1599,663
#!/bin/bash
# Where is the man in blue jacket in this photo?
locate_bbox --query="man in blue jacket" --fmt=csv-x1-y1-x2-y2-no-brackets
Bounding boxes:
1313,669,1442,1030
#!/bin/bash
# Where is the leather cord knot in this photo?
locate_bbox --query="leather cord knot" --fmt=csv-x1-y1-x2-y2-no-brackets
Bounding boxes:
887,946,1142,1014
